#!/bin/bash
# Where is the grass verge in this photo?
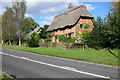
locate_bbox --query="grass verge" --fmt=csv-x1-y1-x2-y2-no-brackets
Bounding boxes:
0,72,13,80
2,45,119,67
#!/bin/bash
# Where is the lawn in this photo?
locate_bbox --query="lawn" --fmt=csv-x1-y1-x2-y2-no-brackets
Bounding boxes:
0,72,13,80
2,45,119,67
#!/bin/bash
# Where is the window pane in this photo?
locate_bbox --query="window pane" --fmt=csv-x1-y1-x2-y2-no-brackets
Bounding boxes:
80,24,83,28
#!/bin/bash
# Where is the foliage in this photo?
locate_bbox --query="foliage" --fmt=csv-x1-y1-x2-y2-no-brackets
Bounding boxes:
12,0,27,46
1,0,39,45
83,23,90,28
0,72,14,80
78,30,91,44
103,2,120,49
24,17,39,32
58,35,74,43
39,39,51,43
87,2,120,58
58,35,67,43
76,30,91,50
39,25,50,39
67,37,74,43
2,7,15,45
44,39,51,42
22,17,39,40
87,17,104,50
88,2,120,50
27,32,40,47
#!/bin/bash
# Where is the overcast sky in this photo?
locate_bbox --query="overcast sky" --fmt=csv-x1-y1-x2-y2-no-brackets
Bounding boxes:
1,0,112,27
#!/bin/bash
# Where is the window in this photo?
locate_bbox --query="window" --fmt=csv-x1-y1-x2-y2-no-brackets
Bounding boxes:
55,35,58,40
80,24,83,28
68,33,71,37
55,35,58,42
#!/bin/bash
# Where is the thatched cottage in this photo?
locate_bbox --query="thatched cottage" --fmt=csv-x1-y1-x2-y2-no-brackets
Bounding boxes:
47,4,94,42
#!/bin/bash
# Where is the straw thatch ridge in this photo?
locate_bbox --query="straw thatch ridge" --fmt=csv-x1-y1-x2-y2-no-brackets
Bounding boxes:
47,4,93,32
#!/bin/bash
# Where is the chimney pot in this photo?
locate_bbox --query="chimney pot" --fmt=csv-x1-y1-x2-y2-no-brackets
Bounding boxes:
68,3,73,9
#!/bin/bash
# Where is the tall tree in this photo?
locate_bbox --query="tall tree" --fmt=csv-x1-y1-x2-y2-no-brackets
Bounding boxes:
78,30,91,50
24,17,39,32
87,17,104,50
88,2,120,58
104,2,120,49
102,2,120,58
22,17,39,40
0,15,2,45
12,0,26,46
2,7,15,45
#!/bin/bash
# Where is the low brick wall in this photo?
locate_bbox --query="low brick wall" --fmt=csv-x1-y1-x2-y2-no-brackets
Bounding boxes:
39,42,85,49
39,42,73,49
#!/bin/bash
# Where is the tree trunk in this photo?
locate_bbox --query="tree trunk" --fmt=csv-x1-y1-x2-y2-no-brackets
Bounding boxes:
19,35,21,46
2,40,3,44
83,44,85,51
9,37,11,45
19,30,21,46
108,49,119,59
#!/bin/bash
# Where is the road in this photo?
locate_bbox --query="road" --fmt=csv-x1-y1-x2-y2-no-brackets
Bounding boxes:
1,49,119,79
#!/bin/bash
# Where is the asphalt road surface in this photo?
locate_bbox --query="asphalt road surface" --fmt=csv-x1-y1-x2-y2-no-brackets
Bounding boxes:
1,49,119,79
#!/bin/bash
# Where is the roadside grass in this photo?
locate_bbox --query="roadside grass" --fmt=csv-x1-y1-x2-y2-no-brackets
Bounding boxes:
0,72,13,80
2,45,119,67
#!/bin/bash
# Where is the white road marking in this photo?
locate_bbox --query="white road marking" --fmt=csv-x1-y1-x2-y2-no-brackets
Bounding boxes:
61,66,77,70
1,52,110,79
3,49,118,68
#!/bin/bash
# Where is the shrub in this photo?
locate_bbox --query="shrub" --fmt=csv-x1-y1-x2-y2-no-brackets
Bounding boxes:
83,23,90,28
58,35,67,43
44,39,51,42
67,37,74,43
27,32,40,47
58,35,74,43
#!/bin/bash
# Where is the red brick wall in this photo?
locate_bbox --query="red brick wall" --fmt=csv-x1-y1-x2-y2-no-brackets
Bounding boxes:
75,18,94,36
53,27,74,36
50,18,94,42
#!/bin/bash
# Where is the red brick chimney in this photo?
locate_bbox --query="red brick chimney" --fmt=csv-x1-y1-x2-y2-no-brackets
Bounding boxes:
68,3,73,9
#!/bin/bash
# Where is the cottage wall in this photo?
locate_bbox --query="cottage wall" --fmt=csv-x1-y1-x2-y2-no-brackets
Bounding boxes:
75,18,94,36
50,27,74,42
53,27,74,36
50,18,94,42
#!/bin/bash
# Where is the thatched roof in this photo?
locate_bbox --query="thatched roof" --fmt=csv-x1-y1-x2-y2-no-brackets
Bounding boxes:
47,4,93,32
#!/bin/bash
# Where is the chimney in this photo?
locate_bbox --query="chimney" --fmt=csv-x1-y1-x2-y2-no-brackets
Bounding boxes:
68,3,73,9
79,4,87,9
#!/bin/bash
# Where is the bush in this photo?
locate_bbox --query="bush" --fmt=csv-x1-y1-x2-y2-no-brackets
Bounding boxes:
58,35,67,43
27,32,40,47
44,39,51,42
83,23,90,28
58,35,74,43
67,37,74,43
